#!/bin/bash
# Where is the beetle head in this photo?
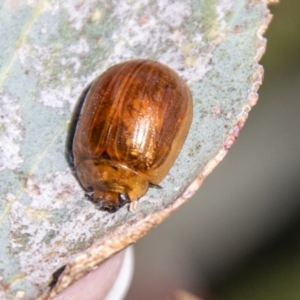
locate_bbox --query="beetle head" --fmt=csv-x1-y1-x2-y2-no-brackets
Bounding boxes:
76,158,149,212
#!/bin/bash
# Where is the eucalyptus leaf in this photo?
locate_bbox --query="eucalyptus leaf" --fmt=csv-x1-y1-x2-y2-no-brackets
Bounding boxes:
0,0,271,299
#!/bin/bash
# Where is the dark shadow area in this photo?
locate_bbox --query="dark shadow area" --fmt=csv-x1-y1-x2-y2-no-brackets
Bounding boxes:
212,211,300,299
65,82,92,170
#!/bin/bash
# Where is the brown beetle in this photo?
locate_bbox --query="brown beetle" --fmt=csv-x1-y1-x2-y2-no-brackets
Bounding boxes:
71,59,192,212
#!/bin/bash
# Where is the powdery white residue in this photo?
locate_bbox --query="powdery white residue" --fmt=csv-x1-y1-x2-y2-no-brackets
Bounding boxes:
39,87,70,110
18,1,98,113
18,44,48,77
157,0,191,28
216,0,234,39
66,70,100,111
0,94,23,171
26,0,40,7
24,171,82,209
37,36,90,111
109,0,191,61
62,1,97,31
18,36,92,111
67,36,90,55
9,170,113,284
107,0,214,84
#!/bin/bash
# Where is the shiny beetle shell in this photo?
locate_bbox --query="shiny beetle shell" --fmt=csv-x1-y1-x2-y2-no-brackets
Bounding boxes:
71,59,193,212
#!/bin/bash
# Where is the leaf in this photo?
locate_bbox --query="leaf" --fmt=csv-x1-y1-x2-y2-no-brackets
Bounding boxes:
0,0,271,299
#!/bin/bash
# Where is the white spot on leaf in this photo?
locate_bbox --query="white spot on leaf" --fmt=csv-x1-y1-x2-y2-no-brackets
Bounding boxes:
0,94,23,171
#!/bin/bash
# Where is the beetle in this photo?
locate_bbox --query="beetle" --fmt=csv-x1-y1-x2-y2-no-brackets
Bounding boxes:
70,59,193,212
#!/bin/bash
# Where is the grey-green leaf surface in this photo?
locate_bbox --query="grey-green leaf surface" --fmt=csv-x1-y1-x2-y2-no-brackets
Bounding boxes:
0,0,271,299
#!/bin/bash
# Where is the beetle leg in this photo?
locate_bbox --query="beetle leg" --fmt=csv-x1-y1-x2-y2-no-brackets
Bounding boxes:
94,201,103,210
118,193,130,207
85,186,94,198
129,201,138,212
149,183,162,189
100,204,118,213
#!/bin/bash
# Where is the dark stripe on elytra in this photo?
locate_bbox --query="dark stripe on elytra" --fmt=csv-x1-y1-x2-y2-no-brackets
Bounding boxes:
90,61,143,153
121,61,160,163
151,73,179,168
111,61,149,161
142,64,171,168
154,74,187,169
110,61,154,162
100,62,146,155
87,63,129,151
139,63,173,170
130,61,163,167
151,72,175,168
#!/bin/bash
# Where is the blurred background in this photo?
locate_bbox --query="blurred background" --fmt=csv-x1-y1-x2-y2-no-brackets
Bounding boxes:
125,1,300,299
